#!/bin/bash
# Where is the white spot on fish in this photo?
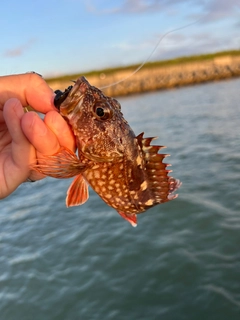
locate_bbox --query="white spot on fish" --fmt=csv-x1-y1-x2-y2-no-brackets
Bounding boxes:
95,186,100,193
145,199,154,206
136,155,142,166
101,187,107,193
117,191,122,197
98,180,105,187
140,181,148,191
94,171,100,179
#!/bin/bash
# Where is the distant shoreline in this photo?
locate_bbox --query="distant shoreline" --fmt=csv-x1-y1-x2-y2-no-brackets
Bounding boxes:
46,50,240,97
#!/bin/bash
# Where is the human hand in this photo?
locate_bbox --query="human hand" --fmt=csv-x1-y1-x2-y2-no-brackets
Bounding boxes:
0,73,75,199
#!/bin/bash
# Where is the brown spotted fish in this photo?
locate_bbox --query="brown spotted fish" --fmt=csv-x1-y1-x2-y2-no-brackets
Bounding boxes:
36,76,181,226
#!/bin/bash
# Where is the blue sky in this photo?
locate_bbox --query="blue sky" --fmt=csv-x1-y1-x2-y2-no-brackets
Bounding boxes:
1,0,239,78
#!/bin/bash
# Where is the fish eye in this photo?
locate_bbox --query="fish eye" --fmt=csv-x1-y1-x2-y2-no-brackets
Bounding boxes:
96,107,104,117
93,102,113,120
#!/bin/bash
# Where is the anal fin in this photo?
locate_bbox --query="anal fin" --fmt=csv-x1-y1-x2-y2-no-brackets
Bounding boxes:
118,211,137,227
66,174,89,207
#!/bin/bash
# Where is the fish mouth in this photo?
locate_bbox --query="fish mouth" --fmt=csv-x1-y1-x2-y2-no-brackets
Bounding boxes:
54,77,86,117
54,77,88,116
54,86,73,110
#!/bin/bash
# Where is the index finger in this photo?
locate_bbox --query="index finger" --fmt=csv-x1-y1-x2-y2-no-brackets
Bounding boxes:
0,73,56,113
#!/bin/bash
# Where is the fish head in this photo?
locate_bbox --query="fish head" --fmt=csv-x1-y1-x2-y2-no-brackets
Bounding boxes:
55,76,135,162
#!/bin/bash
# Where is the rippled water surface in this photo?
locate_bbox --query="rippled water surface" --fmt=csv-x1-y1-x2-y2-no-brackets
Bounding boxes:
1,78,240,320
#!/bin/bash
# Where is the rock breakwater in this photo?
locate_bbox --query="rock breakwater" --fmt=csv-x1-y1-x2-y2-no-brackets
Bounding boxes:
48,55,240,97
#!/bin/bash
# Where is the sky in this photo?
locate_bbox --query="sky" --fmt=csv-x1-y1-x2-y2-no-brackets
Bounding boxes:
0,0,239,78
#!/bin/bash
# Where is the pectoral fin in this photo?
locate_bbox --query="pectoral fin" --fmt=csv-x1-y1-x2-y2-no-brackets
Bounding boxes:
33,147,86,179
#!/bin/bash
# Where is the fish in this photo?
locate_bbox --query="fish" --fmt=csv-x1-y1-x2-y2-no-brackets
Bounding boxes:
35,76,181,226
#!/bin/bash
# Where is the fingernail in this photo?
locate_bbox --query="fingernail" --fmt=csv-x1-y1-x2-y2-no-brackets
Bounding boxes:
26,71,42,77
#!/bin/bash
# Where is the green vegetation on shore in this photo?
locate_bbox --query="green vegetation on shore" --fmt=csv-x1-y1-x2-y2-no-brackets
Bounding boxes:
46,49,240,84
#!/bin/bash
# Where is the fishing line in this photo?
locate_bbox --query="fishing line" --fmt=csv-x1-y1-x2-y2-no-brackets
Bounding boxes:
100,17,203,90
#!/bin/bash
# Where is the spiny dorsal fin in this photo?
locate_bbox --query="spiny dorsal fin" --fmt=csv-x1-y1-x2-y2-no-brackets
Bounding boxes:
137,132,181,204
